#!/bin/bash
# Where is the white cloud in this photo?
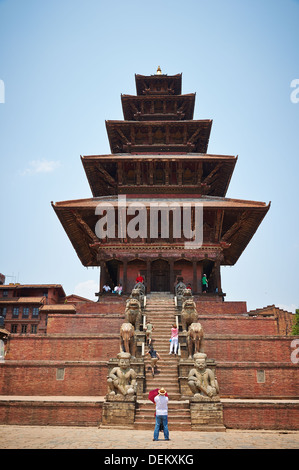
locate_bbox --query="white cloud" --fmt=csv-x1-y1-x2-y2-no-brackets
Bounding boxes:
22,159,61,175
73,279,98,301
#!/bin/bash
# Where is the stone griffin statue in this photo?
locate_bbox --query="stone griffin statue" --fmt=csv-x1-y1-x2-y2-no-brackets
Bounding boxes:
120,322,136,357
107,352,137,399
188,353,220,401
125,297,142,331
181,297,198,332
187,322,204,359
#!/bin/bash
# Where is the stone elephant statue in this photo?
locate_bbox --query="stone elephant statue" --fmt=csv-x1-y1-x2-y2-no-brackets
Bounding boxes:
120,322,136,357
181,298,198,332
125,298,142,331
187,322,204,358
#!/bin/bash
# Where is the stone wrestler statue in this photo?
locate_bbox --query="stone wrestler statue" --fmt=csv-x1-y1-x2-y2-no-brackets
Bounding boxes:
107,352,137,397
188,352,219,400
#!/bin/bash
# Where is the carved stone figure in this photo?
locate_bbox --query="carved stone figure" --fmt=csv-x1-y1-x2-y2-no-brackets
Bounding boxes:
120,322,136,357
188,353,220,401
125,297,142,331
187,322,204,358
181,298,198,332
182,288,193,302
175,281,186,308
107,352,137,398
133,282,145,307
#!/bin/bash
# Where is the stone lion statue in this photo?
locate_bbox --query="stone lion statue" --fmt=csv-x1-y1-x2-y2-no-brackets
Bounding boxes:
125,298,142,331
132,282,145,307
187,322,204,359
181,298,198,332
175,281,187,308
120,322,136,357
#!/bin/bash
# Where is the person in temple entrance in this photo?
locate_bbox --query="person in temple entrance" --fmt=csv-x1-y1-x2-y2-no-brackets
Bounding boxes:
202,274,208,293
136,273,144,283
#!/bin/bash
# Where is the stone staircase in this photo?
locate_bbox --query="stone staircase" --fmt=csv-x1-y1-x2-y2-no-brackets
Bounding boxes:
134,292,192,430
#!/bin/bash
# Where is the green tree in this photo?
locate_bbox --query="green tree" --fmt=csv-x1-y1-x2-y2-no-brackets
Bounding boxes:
292,309,299,335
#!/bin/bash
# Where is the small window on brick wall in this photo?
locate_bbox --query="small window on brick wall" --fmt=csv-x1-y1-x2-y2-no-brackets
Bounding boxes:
32,307,39,317
256,370,265,383
56,368,65,380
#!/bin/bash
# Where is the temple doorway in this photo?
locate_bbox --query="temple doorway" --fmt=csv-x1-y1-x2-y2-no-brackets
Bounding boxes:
151,259,170,292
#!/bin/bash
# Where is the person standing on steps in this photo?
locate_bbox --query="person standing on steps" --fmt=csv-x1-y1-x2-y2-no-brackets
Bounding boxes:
145,321,154,345
169,323,179,355
146,345,161,377
153,387,170,441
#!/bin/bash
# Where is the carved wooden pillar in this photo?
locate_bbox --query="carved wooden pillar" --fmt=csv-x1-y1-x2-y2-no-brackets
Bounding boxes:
146,259,151,293
136,161,141,185
215,260,222,293
99,261,107,292
123,259,128,294
165,160,170,186
169,259,175,294
192,259,198,294
198,261,203,293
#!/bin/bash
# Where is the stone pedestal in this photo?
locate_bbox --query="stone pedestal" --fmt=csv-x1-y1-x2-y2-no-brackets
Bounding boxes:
190,399,226,432
101,395,136,428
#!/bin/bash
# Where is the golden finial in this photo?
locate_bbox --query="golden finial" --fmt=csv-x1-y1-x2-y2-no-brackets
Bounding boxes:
156,65,162,75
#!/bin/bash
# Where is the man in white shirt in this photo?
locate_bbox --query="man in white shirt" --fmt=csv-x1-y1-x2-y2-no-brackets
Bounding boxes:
103,284,111,293
153,387,170,441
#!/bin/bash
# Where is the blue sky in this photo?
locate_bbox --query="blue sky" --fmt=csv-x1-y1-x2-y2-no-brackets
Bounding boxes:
0,0,298,312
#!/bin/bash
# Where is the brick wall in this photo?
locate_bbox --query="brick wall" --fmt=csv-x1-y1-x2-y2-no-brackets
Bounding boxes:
204,335,295,362
198,316,278,335
0,361,109,396
0,400,103,426
47,314,125,334
75,301,126,314
195,301,247,314
216,363,298,398
223,401,299,430
5,335,120,361
0,398,298,429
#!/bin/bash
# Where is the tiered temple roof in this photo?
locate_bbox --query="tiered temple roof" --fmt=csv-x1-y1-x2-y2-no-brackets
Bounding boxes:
52,68,269,293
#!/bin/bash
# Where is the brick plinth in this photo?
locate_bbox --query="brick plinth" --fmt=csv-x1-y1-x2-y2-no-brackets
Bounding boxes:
0,397,103,426
223,400,299,430
101,399,136,428
190,400,226,431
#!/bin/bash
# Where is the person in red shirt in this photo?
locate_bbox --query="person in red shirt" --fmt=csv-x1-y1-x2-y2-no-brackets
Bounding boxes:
136,274,144,283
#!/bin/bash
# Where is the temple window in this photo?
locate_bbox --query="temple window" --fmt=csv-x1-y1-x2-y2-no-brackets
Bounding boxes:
32,307,39,317
12,307,19,317
22,307,29,317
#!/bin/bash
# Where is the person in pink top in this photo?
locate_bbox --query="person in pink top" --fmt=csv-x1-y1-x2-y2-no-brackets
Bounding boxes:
169,323,179,355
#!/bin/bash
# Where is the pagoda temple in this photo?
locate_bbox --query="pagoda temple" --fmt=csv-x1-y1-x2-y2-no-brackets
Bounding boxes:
52,68,270,295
